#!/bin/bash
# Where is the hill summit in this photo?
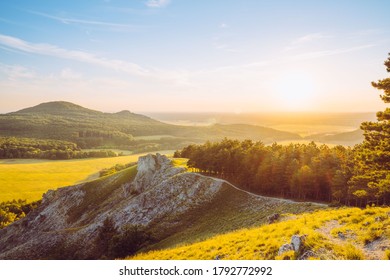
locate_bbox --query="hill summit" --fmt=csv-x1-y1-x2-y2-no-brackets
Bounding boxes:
14,101,100,115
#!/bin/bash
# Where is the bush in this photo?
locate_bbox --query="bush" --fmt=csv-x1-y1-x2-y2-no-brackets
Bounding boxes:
93,218,153,259
110,225,153,258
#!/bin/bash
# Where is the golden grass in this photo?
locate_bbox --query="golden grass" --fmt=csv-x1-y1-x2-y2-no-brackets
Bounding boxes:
171,158,189,169
129,206,390,260
0,151,173,203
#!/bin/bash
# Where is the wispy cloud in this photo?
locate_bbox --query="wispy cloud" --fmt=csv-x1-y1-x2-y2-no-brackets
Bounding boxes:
29,11,143,32
212,36,239,53
219,23,228,29
0,63,36,81
199,43,376,77
0,34,150,77
290,44,376,60
293,33,328,44
0,17,17,25
284,33,330,51
146,0,171,8
60,68,82,80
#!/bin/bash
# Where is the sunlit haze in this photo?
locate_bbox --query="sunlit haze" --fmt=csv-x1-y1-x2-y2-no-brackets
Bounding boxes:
0,0,389,113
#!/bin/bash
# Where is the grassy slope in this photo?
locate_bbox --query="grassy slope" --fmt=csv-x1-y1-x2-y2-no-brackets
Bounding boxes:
0,151,172,203
65,165,138,225
145,183,322,253
130,206,390,260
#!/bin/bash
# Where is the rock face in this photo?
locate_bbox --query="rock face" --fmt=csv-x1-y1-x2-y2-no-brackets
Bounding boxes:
130,153,184,194
0,154,223,259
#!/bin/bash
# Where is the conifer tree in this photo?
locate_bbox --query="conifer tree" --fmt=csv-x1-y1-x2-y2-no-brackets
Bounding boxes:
349,53,390,205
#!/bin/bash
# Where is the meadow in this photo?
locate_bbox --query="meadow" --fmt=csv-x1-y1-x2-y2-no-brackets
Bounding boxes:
0,150,173,203
130,206,390,260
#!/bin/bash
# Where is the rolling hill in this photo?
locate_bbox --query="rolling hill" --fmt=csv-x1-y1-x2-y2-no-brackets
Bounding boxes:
0,101,302,149
0,101,170,148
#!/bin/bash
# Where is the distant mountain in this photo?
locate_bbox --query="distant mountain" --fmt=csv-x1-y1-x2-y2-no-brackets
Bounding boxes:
0,101,174,148
14,101,100,115
0,154,321,259
0,101,302,149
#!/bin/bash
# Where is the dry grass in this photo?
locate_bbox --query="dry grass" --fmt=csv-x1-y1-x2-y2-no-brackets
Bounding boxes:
128,206,390,260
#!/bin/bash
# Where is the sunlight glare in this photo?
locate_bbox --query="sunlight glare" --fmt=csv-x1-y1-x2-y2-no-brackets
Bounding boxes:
274,70,315,110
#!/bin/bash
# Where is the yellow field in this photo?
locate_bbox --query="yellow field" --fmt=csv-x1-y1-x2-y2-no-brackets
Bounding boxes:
81,149,134,155
0,150,173,203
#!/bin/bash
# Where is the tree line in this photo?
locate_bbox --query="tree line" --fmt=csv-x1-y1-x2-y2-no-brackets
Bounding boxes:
175,139,389,206
175,139,358,204
0,137,121,160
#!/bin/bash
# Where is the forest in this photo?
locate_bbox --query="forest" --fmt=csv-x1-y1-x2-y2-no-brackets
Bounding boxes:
0,137,120,159
175,139,387,206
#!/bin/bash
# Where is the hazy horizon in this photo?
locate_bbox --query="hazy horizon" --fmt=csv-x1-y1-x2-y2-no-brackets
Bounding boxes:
1,1,389,113
0,100,378,115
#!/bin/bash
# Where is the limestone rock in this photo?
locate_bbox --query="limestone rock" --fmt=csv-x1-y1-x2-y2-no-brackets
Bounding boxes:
278,234,307,257
130,153,184,193
291,235,305,252
278,243,294,255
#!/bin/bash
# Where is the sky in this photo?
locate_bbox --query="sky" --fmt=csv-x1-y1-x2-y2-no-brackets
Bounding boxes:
0,0,389,113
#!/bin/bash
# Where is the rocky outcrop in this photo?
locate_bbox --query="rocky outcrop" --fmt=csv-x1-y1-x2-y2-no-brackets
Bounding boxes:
0,154,223,259
129,153,184,194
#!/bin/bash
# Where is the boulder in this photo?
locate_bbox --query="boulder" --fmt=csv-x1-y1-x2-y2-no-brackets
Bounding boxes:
278,234,307,257
291,235,305,252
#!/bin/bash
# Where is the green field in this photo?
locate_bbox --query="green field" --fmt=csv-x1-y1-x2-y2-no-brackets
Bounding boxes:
0,150,173,203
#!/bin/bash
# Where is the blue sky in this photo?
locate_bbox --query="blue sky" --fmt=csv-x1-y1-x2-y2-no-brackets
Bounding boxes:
0,0,389,113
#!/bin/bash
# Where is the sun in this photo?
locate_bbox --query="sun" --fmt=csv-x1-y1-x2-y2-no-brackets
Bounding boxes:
274,70,315,110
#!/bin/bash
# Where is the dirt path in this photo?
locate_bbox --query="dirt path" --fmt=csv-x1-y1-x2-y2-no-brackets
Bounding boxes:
195,173,328,207
316,220,389,260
